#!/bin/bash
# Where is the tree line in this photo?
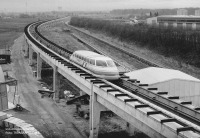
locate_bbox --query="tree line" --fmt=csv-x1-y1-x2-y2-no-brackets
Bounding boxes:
70,17,200,67
110,8,200,16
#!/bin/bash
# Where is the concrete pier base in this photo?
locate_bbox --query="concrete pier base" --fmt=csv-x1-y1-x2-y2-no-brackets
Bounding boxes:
126,122,137,136
89,83,106,138
28,47,33,65
37,53,42,80
53,66,60,102
24,38,29,58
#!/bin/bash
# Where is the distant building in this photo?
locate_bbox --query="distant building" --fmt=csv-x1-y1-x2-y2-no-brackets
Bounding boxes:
145,13,150,16
146,15,200,30
3,16,11,19
177,9,188,15
0,49,11,64
195,9,200,16
146,17,157,25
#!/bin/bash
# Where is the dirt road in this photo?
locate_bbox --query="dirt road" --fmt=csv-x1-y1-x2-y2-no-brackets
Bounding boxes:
6,35,86,138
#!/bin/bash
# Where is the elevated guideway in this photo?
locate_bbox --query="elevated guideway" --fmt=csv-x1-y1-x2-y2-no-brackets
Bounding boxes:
24,17,200,138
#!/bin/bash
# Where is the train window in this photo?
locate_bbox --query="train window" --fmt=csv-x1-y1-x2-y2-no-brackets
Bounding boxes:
106,60,115,67
96,60,107,67
90,59,95,65
86,58,89,63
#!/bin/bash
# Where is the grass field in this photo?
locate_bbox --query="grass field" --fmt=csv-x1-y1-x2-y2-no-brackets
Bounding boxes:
0,17,37,49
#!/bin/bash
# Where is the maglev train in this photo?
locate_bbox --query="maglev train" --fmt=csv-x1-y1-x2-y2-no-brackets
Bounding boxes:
70,50,120,80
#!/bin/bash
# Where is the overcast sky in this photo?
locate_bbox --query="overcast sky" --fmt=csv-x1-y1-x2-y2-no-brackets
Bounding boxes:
1,0,200,12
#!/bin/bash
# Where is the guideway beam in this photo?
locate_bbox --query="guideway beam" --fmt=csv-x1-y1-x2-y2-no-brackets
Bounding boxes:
89,83,106,138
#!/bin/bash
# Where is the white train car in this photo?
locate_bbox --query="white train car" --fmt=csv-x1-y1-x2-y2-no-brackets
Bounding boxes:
70,50,120,80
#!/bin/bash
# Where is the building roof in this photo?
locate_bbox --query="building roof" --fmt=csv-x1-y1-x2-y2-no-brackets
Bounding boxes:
125,67,200,85
0,66,5,83
157,15,200,19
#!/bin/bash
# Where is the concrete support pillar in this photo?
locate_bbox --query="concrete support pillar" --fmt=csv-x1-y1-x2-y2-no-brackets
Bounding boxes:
0,83,8,110
126,122,136,136
37,53,42,80
23,38,29,57
89,83,105,138
80,90,86,96
25,43,29,58
192,23,196,30
53,66,60,102
28,46,33,65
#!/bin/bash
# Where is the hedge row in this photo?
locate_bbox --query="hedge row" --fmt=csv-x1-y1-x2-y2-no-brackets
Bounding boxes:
70,17,200,67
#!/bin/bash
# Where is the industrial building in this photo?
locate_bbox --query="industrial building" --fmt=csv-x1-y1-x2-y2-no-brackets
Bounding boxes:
146,9,200,30
125,67,200,107
177,9,188,15
195,9,200,16
146,15,200,30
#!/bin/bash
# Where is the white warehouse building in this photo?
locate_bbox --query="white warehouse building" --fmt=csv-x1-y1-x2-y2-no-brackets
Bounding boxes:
125,67,200,106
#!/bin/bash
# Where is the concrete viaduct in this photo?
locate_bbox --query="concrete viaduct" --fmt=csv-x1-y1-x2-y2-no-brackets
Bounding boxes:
23,17,200,138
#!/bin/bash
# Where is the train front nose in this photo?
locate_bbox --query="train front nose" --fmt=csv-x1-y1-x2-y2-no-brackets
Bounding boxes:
101,67,119,75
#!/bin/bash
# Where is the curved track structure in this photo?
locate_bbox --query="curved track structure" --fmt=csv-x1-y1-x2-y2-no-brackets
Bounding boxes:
24,17,200,138
65,21,200,125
